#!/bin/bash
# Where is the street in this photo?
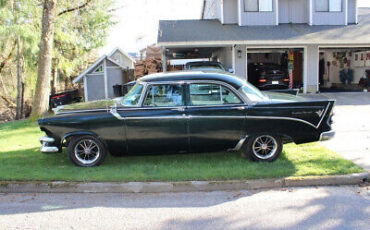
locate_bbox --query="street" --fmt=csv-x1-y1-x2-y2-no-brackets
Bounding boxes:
0,185,369,230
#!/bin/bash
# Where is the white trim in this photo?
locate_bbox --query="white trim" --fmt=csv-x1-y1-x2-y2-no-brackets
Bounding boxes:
344,0,348,25
232,45,236,73
83,76,88,102
309,0,313,25
158,40,370,47
103,59,108,99
238,0,242,26
162,46,167,72
106,66,122,69
245,47,248,81
220,0,224,24
73,55,107,84
275,0,279,25
355,0,358,24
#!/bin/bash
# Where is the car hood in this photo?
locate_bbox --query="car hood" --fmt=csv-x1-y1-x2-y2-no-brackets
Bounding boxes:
54,99,116,113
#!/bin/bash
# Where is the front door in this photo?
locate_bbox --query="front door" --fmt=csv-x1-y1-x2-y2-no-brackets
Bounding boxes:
185,83,246,152
123,83,188,154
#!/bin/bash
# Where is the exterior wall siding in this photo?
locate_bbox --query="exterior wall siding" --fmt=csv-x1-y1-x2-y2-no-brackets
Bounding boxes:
312,0,347,25
212,47,233,70
106,68,123,98
238,0,277,26
233,45,247,80
223,0,238,24
347,0,357,24
279,0,309,24
203,0,221,21
86,74,105,101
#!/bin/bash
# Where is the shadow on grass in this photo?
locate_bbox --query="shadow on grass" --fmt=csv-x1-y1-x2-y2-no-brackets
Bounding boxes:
0,147,298,182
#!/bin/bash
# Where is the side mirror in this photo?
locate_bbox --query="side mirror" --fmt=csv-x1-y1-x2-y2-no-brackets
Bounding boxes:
228,69,234,73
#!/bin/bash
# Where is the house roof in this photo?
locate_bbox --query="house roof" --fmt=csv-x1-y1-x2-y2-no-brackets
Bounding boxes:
108,47,136,64
158,8,370,47
72,55,107,84
73,47,136,84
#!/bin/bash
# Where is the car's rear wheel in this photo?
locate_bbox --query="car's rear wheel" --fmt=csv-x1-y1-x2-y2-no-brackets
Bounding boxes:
245,134,282,162
68,135,107,167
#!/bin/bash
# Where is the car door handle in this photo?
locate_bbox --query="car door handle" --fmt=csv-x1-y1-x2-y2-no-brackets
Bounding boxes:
172,107,185,112
234,106,246,111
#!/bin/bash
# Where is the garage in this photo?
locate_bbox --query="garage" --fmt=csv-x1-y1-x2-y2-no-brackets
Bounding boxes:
319,48,370,92
246,48,304,91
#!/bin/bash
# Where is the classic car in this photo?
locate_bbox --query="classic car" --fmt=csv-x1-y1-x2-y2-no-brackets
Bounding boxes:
38,71,335,167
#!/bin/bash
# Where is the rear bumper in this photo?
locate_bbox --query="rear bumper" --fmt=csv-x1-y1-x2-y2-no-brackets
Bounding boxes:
40,136,59,153
320,131,335,141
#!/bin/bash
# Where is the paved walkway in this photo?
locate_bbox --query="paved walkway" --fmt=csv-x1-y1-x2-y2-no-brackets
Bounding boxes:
314,92,370,170
0,185,369,230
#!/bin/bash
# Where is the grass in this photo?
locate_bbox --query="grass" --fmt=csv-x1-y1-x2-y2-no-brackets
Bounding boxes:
0,120,364,182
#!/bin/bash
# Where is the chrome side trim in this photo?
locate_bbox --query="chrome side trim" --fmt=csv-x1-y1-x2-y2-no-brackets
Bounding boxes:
228,135,248,151
245,115,317,129
316,103,331,129
189,115,245,119
320,130,335,141
57,108,109,115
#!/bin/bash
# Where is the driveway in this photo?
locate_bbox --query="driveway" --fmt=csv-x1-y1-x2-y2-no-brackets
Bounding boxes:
314,92,370,171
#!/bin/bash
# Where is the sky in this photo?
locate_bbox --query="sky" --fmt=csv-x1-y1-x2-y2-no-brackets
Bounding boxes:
101,0,370,55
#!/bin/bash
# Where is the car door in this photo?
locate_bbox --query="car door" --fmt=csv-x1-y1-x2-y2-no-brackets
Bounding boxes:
185,82,247,152
123,83,188,154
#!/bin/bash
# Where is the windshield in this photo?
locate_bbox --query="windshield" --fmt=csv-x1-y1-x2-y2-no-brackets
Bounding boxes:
120,83,144,106
240,82,268,102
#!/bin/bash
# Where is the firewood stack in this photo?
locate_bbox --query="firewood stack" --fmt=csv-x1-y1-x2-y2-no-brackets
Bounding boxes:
134,58,164,79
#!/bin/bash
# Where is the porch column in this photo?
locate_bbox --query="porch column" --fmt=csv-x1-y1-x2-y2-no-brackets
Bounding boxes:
232,45,247,80
162,47,167,72
304,45,319,93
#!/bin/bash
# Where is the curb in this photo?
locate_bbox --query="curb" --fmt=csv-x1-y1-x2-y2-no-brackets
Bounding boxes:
0,172,368,193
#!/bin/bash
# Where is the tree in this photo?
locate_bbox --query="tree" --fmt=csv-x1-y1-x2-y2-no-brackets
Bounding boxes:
30,0,114,118
30,0,57,118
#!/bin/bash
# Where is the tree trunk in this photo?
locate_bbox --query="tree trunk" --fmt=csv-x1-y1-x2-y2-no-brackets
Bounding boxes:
51,58,58,95
16,35,23,120
30,0,57,118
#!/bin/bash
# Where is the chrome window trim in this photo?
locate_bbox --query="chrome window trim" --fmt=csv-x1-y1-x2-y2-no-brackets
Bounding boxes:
140,82,185,108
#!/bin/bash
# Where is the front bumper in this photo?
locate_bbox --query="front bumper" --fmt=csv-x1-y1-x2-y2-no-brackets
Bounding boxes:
40,136,59,153
320,131,335,141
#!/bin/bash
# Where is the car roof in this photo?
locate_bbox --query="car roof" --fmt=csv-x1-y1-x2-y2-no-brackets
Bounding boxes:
137,71,246,89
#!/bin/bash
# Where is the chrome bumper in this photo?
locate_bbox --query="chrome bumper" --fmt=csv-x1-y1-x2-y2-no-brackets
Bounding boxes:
320,131,335,141
40,136,59,153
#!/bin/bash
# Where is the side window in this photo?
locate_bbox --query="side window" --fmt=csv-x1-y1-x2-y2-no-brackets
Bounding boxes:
143,84,183,107
189,83,242,106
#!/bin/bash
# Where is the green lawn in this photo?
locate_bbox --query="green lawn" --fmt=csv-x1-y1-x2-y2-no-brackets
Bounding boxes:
0,120,364,182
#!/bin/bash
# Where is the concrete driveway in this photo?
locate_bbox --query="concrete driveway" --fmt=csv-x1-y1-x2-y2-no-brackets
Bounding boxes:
315,92,370,171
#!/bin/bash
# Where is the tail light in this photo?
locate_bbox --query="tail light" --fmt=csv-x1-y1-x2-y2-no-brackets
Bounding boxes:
259,79,267,83
283,78,289,82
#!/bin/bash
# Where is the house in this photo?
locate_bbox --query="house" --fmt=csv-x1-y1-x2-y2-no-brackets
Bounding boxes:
73,47,136,101
158,0,370,93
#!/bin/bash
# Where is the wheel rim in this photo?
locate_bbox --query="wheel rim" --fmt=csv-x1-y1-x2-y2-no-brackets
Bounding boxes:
74,139,100,165
252,135,278,160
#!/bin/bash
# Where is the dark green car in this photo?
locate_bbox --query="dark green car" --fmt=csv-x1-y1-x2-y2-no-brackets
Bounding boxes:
38,71,335,167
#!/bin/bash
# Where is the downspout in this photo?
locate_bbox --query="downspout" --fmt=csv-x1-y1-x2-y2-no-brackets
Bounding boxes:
201,0,206,19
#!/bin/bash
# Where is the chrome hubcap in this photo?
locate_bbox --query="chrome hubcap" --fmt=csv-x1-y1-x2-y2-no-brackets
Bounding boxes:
252,135,278,160
74,139,100,165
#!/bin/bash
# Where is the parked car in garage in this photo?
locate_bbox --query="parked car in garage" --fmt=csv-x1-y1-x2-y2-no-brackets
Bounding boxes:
248,63,290,89
39,71,335,167
185,61,227,72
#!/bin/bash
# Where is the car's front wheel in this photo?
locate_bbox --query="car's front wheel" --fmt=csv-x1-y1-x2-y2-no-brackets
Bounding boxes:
245,134,282,162
68,135,107,167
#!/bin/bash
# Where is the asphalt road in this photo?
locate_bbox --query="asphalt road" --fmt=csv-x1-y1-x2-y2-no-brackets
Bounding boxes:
318,92,370,170
0,185,369,230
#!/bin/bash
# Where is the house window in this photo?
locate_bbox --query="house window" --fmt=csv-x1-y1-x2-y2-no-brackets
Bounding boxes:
244,0,273,12
94,65,103,73
315,0,342,12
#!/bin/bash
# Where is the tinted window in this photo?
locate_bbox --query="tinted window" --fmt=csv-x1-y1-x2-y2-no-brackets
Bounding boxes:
189,84,242,106
143,84,183,107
